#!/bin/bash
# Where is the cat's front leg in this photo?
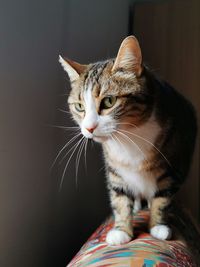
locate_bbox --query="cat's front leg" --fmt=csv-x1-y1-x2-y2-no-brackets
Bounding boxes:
133,197,142,213
150,196,172,240
106,187,133,245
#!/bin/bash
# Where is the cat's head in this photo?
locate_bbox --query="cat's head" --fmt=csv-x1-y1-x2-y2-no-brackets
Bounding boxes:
59,36,154,143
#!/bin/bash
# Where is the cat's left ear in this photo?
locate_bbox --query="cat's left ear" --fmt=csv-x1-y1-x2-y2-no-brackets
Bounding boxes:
112,36,142,76
59,55,87,82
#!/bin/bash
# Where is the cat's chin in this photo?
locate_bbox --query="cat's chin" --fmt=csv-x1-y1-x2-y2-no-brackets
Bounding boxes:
93,135,109,143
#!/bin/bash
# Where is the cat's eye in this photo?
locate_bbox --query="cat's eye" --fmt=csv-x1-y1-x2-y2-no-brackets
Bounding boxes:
74,103,85,112
101,96,117,109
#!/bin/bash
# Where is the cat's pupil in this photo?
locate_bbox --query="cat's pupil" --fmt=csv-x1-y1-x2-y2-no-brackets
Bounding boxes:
101,96,116,109
75,103,84,112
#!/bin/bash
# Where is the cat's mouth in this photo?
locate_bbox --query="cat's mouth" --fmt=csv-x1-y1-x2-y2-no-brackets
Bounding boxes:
82,132,111,142
81,126,116,142
82,131,113,143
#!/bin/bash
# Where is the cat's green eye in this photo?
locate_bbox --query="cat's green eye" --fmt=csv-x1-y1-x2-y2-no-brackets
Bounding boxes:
101,96,117,109
74,103,85,112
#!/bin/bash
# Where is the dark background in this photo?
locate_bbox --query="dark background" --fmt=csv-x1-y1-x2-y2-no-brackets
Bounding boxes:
0,0,199,266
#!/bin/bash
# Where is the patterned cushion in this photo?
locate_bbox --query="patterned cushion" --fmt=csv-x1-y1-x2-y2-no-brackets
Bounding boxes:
67,210,195,267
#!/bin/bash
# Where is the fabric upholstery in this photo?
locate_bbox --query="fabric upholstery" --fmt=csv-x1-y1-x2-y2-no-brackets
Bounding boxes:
67,210,195,267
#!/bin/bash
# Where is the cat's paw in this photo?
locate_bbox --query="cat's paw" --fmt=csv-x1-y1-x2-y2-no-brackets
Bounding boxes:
150,225,172,240
106,229,132,245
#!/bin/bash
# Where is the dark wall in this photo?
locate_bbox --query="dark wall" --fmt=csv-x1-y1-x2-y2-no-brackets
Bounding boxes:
0,1,66,266
0,0,131,266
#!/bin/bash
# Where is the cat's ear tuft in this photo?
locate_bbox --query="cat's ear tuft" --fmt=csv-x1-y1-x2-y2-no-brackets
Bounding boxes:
112,36,142,76
59,55,87,82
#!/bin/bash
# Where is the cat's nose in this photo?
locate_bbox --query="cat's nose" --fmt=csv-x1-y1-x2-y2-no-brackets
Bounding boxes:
86,125,97,133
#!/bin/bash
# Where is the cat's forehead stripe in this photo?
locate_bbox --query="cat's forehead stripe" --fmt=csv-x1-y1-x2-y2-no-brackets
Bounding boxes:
83,61,109,91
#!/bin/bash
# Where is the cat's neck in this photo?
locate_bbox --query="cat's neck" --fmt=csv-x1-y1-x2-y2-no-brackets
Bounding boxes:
103,114,161,168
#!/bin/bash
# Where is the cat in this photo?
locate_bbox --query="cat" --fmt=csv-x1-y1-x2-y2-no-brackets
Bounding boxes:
59,36,197,246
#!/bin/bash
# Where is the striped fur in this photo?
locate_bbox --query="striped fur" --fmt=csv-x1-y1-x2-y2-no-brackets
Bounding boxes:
59,36,197,251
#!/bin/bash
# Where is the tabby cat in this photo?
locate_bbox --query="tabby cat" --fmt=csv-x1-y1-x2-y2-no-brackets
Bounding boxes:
59,36,197,246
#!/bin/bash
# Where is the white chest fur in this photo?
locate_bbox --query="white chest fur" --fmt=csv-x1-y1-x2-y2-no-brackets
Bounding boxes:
117,167,157,200
104,116,161,200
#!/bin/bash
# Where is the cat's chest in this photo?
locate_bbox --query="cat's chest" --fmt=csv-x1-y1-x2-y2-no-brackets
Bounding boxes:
117,166,157,199
105,141,157,198
104,119,161,198
107,138,145,167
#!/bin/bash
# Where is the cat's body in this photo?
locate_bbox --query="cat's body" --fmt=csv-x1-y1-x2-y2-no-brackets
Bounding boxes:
59,36,197,246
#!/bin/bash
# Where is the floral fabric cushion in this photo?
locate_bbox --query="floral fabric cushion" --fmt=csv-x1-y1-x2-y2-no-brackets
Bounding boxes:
67,210,195,267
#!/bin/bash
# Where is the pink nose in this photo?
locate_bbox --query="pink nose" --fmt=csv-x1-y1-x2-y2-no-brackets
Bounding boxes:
86,125,97,133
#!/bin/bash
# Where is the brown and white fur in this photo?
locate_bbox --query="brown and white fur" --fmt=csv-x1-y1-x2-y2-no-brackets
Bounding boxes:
59,36,197,246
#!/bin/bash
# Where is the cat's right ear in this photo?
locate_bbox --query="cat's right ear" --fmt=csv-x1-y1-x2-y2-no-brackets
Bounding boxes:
112,36,142,76
59,55,87,82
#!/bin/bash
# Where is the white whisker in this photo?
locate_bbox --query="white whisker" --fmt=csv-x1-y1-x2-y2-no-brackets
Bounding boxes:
115,130,147,161
109,133,118,147
58,108,71,115
116,122,138,129
51,132,81,170
75,138,86,186
59,136,82,165
84,138,88,173
47,124,79,130
59,136,85,191
120,129,171,166
112,132,124,147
